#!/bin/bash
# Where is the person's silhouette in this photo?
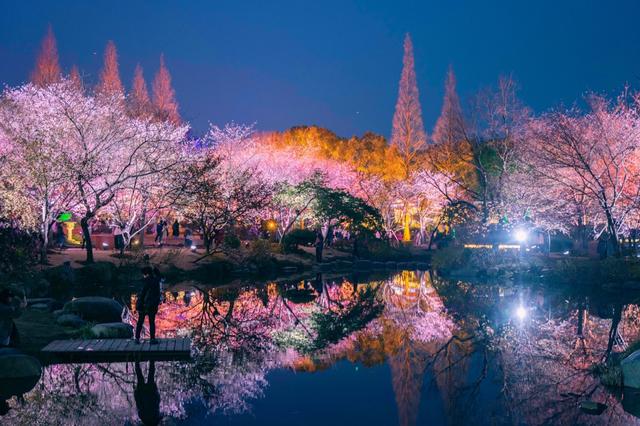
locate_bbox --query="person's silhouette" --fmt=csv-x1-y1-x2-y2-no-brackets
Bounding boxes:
134,361,161,425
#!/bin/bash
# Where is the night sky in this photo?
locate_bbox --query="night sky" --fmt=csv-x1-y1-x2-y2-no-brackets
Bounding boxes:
1,0,640,137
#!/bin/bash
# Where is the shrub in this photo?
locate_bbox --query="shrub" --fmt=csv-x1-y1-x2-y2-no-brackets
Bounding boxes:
247,240,277,271
360,239,412,261
281,229,316,254
224,234,241,249
431,246,470,272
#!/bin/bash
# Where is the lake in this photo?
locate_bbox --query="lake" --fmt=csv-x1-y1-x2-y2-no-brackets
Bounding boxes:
3,269,640,425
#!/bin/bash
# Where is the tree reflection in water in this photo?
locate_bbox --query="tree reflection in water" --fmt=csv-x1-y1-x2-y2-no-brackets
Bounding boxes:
4,271,640,425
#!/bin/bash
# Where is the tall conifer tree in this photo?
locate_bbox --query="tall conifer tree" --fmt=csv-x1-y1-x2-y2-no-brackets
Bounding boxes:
31,25,61,86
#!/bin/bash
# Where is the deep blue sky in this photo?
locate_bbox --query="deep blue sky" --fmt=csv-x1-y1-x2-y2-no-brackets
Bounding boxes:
1,0,640,137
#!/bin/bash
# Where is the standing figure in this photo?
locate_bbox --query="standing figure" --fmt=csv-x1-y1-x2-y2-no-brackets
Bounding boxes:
135,267,161,344
184,228,193,248
172,220,180,238
154,220,165,246
315,231,324,263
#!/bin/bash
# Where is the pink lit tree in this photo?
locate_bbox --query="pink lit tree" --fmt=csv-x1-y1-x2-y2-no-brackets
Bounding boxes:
152,54,180,124
30,25,61,87
96,40,124,96
528,92,640,255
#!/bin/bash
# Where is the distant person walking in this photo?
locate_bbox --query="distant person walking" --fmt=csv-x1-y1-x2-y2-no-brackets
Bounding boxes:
172,220,180,238
184,228,193,248
154,220,165,246
135,267,161,344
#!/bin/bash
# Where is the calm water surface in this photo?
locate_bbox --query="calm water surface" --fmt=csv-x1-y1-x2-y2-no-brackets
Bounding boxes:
4,270,640,425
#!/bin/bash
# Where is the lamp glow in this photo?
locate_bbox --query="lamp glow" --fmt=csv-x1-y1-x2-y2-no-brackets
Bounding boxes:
514,229,528,243
515,306,527,320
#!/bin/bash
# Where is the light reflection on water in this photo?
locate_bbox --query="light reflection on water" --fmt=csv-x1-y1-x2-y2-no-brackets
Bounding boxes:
4,270,640,426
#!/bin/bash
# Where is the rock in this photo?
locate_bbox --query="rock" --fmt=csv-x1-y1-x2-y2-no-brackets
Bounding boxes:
0,352,41,379
0,376,40,400
579,400,607,415
63,296,123,323
27,298,56,310
30,303,50,311
56,313,88,328
622,350,640,389
622,387,640,418
91,322,133,339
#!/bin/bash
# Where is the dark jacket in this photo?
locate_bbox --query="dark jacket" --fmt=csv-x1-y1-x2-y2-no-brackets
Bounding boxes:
137,276,161,314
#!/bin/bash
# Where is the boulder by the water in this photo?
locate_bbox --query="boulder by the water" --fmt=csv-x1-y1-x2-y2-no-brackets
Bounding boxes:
63,297,123,323
0,352,41,380
0,349,42,401
622,349,640,389
622,387,640,418
56,313,88,328
91,322,133,339
579,400,607,415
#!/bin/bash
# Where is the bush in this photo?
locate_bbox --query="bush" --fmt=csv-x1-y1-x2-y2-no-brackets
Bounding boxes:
224,234,241,249
247,240,277,271
361,239,412,261
431,246,470,272
281,229,316,254
0,223,38,273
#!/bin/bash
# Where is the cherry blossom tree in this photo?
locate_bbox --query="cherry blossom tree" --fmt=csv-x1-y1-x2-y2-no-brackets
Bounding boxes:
176,125,273,254
0,82,79,262
5,80,189,262
528,92,640,255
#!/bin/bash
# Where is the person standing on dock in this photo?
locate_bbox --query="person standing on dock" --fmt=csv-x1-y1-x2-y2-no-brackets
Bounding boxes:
135,267,161,345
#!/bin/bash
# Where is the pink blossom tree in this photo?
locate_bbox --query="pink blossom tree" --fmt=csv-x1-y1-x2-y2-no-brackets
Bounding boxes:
528,92,640,255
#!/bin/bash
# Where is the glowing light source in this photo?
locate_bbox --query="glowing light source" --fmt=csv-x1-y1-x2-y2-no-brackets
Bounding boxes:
190,244,197,251
514,229,528,243
101,242,109,250
515,305,527,320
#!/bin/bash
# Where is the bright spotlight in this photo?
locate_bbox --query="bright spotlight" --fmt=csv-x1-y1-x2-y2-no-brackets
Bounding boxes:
515,306,527,320
190,244,197,251
514,229,528,243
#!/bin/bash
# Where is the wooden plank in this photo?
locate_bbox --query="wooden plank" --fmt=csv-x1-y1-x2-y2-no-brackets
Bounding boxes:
41,338,191,364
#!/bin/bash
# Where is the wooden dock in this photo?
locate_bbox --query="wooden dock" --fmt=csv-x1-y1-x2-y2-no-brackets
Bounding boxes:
41,338,191,364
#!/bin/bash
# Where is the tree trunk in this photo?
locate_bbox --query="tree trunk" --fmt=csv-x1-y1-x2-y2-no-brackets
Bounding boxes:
402,207,411,243
80,216,94,263
40,226,49,264
605,209,621,257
